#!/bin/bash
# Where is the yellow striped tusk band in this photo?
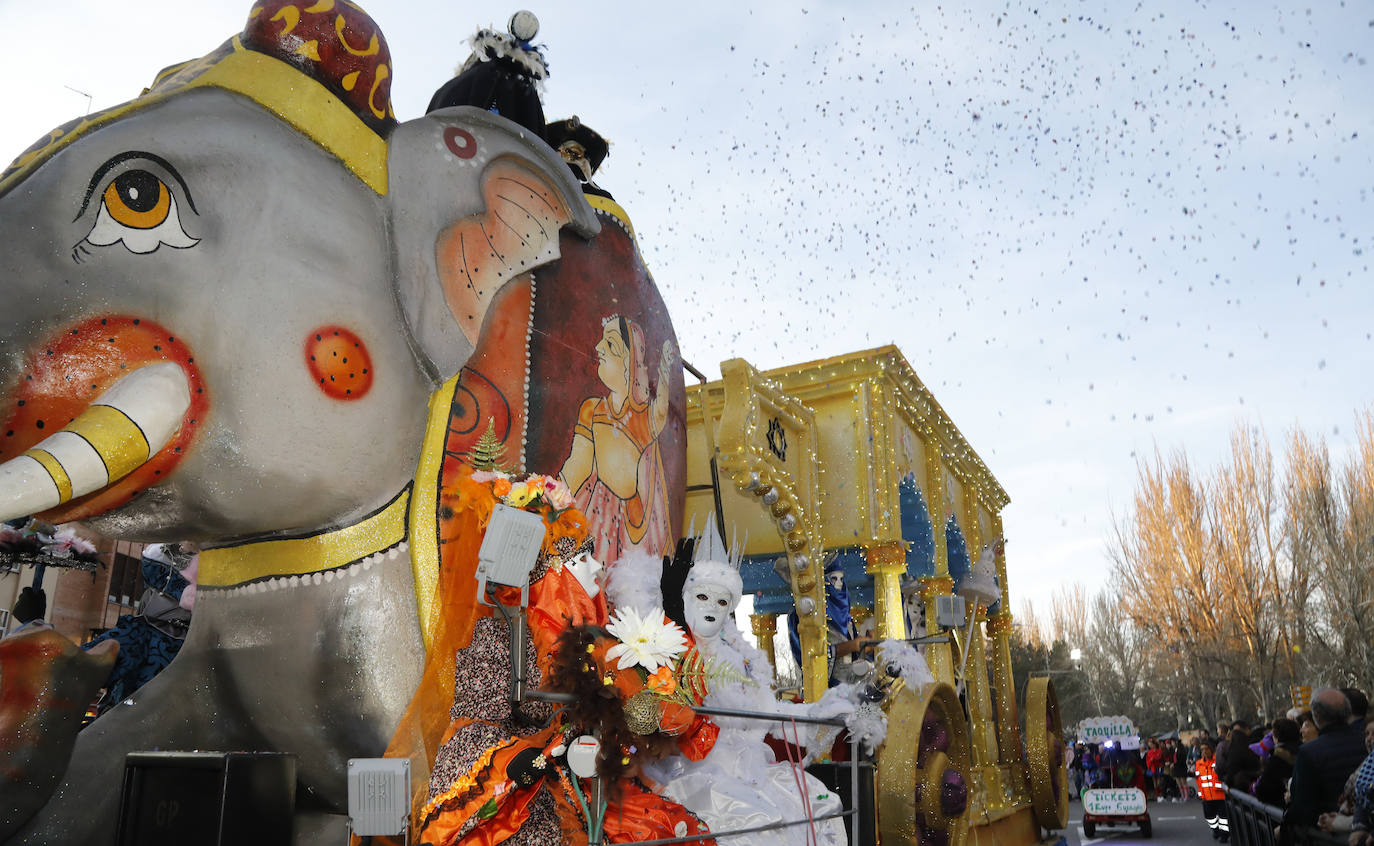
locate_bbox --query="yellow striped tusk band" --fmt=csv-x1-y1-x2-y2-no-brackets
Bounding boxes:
65,404,151,480
21,449,73,503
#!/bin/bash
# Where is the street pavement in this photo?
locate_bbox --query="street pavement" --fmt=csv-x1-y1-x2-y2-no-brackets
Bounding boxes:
1062,797,1218,846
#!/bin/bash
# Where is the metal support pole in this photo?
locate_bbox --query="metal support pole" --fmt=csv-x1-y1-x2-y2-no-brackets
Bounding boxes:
850,728,860,846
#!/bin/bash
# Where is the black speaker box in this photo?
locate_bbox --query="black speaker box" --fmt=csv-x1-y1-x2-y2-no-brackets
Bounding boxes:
115,751,296,846
808,759,877,846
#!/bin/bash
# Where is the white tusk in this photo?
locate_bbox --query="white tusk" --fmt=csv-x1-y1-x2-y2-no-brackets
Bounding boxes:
0,362,191,522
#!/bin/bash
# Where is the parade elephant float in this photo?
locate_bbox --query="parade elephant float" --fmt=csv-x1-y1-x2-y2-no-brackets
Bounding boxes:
0,2,685,842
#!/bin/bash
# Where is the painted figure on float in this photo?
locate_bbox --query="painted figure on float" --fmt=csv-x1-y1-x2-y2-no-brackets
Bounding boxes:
0,2,685,842
433,69,685,571
560,315,676,564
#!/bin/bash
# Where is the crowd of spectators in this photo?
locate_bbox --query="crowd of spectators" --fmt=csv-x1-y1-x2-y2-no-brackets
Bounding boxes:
1066,687,1374,845
1196,687,1372,846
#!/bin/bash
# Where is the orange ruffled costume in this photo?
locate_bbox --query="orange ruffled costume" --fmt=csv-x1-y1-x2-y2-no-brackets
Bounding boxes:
381,466,716,846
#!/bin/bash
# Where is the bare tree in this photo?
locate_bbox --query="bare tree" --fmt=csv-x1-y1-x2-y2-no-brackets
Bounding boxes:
1047,583,1090,648
1109,446,1249,724
1284,410,1374,689
1018,598,1047,649
1209,425,1290,717
1016,410,1374,734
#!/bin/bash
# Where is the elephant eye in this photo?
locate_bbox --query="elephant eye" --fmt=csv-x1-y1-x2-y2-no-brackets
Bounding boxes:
103,171,171,229
78,152,199,256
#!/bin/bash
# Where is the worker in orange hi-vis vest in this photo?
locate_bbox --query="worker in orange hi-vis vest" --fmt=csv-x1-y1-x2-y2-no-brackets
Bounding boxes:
1196,742,1231,842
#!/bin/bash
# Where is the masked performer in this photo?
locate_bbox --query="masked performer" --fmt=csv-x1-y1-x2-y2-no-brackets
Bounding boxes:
642,525,855,846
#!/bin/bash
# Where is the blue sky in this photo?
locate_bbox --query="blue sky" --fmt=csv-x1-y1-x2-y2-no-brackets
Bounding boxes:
2,0,1370,620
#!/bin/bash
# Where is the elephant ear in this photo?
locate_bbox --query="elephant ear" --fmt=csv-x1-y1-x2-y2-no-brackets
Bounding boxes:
388,106,599,380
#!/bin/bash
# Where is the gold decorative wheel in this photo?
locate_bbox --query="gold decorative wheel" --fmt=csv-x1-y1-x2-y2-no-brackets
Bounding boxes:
1025,676,1069,830
877,682,971,846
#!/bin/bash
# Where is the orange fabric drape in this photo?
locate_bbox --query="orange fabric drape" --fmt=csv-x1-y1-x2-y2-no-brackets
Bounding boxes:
381,467,593,836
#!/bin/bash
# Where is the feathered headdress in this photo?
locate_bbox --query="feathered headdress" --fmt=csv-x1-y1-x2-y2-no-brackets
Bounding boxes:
682,514,744,609
458,11,549,84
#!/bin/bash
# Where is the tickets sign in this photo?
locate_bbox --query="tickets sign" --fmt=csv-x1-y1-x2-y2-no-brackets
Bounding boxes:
1083,788,1147,816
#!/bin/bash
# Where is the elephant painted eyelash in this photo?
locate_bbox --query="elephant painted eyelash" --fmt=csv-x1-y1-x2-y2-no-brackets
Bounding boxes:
74,151,200,257
76,151,197,218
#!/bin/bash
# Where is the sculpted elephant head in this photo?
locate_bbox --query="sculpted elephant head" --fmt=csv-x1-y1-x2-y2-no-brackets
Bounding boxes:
0,4,596,543
0,2,614,842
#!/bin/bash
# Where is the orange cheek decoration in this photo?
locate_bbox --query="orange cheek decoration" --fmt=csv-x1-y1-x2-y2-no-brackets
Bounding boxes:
306,327,374,400
0,315,208,523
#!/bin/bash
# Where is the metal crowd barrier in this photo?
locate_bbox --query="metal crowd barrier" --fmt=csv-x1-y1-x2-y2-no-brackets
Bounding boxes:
1222,786,1347,846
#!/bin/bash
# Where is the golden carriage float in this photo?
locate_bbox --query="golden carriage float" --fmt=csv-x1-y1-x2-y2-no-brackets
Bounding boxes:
684,347,1070,846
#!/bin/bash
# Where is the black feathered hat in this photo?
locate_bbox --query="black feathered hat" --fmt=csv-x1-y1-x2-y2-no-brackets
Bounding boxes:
545,116,610,175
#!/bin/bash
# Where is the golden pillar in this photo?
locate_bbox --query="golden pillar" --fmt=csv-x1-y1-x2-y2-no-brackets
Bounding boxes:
987,611,1022,768
958,489,1003,806
986,513,1022,778
962,602,992,766
965,600,1009,811
865,541,908,642
797,618,829,702
923,451,953,685
751,612,778,681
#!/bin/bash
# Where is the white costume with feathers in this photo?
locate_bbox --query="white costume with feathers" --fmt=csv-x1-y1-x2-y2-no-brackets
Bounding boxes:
610,529,852,846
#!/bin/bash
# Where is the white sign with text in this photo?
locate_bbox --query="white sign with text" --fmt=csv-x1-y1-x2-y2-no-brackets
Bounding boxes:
1078,716,1137,741
1083,788,1147,816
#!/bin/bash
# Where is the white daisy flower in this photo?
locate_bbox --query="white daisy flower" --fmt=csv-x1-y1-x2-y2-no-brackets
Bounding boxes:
605,607,688,673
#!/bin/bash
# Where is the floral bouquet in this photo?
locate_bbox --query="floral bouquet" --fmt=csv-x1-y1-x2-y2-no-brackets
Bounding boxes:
548,608,720,782
470,469,576,515
603,606,718,712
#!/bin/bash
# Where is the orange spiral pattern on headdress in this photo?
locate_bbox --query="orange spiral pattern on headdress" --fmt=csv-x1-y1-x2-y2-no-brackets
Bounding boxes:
243,0,396,132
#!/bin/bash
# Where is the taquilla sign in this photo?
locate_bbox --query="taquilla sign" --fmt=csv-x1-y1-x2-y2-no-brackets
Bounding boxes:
1078,716,1137,742
1083,787,1147,816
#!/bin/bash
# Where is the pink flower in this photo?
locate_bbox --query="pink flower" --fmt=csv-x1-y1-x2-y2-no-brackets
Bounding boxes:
544,479,574,510
471,469,510,484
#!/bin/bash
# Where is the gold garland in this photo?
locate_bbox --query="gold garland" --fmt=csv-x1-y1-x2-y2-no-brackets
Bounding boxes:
865,541,908,569
918,575,954,600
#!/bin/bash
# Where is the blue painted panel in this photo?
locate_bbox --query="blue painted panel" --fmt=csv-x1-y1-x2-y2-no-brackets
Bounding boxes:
945,517,971,587
900,473,936,579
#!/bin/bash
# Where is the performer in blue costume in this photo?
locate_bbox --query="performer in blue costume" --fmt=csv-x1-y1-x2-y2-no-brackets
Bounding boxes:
83,544,196,715
789,554,866,687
